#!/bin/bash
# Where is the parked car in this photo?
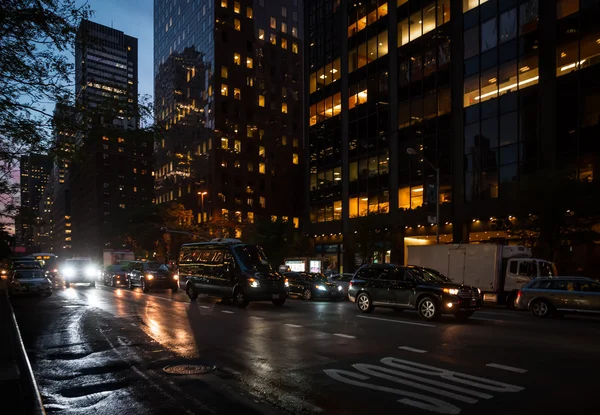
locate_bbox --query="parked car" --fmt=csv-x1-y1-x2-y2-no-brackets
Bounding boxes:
285,272,343,301
103,264,129,287
127,261,178,293
8,269,52,296
348,264,482,321
516,276,600,317
179,239,289,308
327,273,354,297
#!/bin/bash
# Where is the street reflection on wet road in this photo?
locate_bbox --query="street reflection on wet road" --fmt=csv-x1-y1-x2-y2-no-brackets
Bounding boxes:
10,284,600,415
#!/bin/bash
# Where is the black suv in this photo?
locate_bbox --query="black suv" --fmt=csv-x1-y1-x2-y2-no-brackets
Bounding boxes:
178,239,289,308
348,264,481,321
127,261,179,293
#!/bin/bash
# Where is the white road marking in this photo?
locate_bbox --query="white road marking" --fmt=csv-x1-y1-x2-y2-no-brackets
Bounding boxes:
222,310,235,314
325,357,525,414
357,315,436,328
284,395,324,413
249,316,264,320
398,346,427,353
284,323,303,328
333,333,356,339
477,311,518,317
199,305,211,309
485,363,528,374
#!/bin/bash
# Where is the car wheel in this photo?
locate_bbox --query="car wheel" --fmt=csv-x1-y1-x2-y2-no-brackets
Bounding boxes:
417,297,439,321
272,298,286,307
128,278,133,290
455,311,474,321
141,279,149,293
356,292,373,313
302,288,312,300
234,288,249,308
111,277,117,287
187,284,198,301
530,299,551,318
171,285,178,293
505,292,517,309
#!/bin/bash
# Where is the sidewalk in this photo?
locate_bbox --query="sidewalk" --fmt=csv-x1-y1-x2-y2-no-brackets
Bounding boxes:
0,281,45,415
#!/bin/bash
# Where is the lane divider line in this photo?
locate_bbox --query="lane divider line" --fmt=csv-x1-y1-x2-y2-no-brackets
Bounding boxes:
356,315,436,328
222,367,241,376
486,363,528,373
333,333,356,339
249,316,264,320
199,305,211,309
398,346,427,353
284,323,303,328
222,310,235,314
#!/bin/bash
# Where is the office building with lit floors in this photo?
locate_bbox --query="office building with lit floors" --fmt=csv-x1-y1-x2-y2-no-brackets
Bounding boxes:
154,0,305,234
306,0,600,274
69,20,154,259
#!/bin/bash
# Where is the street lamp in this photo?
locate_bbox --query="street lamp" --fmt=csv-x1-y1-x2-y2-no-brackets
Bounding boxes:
197,191,208,223
406,147,440,244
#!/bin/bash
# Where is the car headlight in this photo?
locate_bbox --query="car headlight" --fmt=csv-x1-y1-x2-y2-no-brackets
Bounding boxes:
146,274,154,280
337,285,343,291
63,267,75,278
443,288,459,295
85,266,96,277
477,288,481,295
173,274,179,280
248,278,260,288
284,278,289,287
316,285,327,291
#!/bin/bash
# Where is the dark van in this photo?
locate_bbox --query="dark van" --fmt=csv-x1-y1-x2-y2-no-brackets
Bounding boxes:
178,239,289,308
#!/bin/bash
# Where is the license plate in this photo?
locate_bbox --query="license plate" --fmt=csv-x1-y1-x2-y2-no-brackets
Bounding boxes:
272,294,279,299
470,299,477,306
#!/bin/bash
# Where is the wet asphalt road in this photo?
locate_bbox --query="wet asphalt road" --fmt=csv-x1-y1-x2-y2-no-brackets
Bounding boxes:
10,284,600,415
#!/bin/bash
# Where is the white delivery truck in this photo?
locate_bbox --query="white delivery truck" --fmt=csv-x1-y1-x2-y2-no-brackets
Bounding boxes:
406,244,557,305
103,249,135,268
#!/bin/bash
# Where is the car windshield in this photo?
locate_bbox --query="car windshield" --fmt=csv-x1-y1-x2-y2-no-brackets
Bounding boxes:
411,267,452,283
233,245,272,272
145,262,169,271
309,273,328,283
66,260,91,267
108,265,126,272
14,270,46,279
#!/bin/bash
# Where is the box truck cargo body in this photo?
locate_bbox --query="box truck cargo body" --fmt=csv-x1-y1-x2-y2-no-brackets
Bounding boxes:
406,244,557,304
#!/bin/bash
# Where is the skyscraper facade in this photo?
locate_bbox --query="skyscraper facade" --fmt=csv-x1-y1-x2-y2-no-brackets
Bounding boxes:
306,0,600,273
154,0,305,233
69,20,154,259
17,154,53,251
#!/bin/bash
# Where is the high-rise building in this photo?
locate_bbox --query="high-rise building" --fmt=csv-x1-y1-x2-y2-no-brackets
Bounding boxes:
154,0,305,232
306,0,600,273
17,154,53,251
69,20,154,259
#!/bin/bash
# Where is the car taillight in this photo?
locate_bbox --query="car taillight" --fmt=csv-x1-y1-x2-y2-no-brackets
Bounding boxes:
349,281,353,288
516,290,521,299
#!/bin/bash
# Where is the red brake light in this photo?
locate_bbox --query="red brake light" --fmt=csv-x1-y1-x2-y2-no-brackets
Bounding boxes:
349,281,353,288
516,290,522,299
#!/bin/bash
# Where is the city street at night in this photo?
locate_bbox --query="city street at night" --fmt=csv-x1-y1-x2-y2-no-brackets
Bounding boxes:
11,286,600,415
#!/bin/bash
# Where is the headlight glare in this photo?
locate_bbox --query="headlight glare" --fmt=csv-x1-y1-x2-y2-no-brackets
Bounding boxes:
337,285,343,291
443,288,459,295
173,274,179,280
63,267,75,278
284,278,289,287
84,266,96,277
316,285,327,291
248,278,260,288
146,274,154,280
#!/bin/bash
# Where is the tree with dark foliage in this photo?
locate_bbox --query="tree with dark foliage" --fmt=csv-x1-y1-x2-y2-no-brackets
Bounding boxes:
0,0,91,218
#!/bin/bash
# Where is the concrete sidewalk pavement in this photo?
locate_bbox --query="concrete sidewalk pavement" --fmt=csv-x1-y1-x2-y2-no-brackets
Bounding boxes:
0,282,45,415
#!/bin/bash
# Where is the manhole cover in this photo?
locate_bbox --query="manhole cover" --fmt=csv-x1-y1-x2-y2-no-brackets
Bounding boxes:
163,364,216,375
